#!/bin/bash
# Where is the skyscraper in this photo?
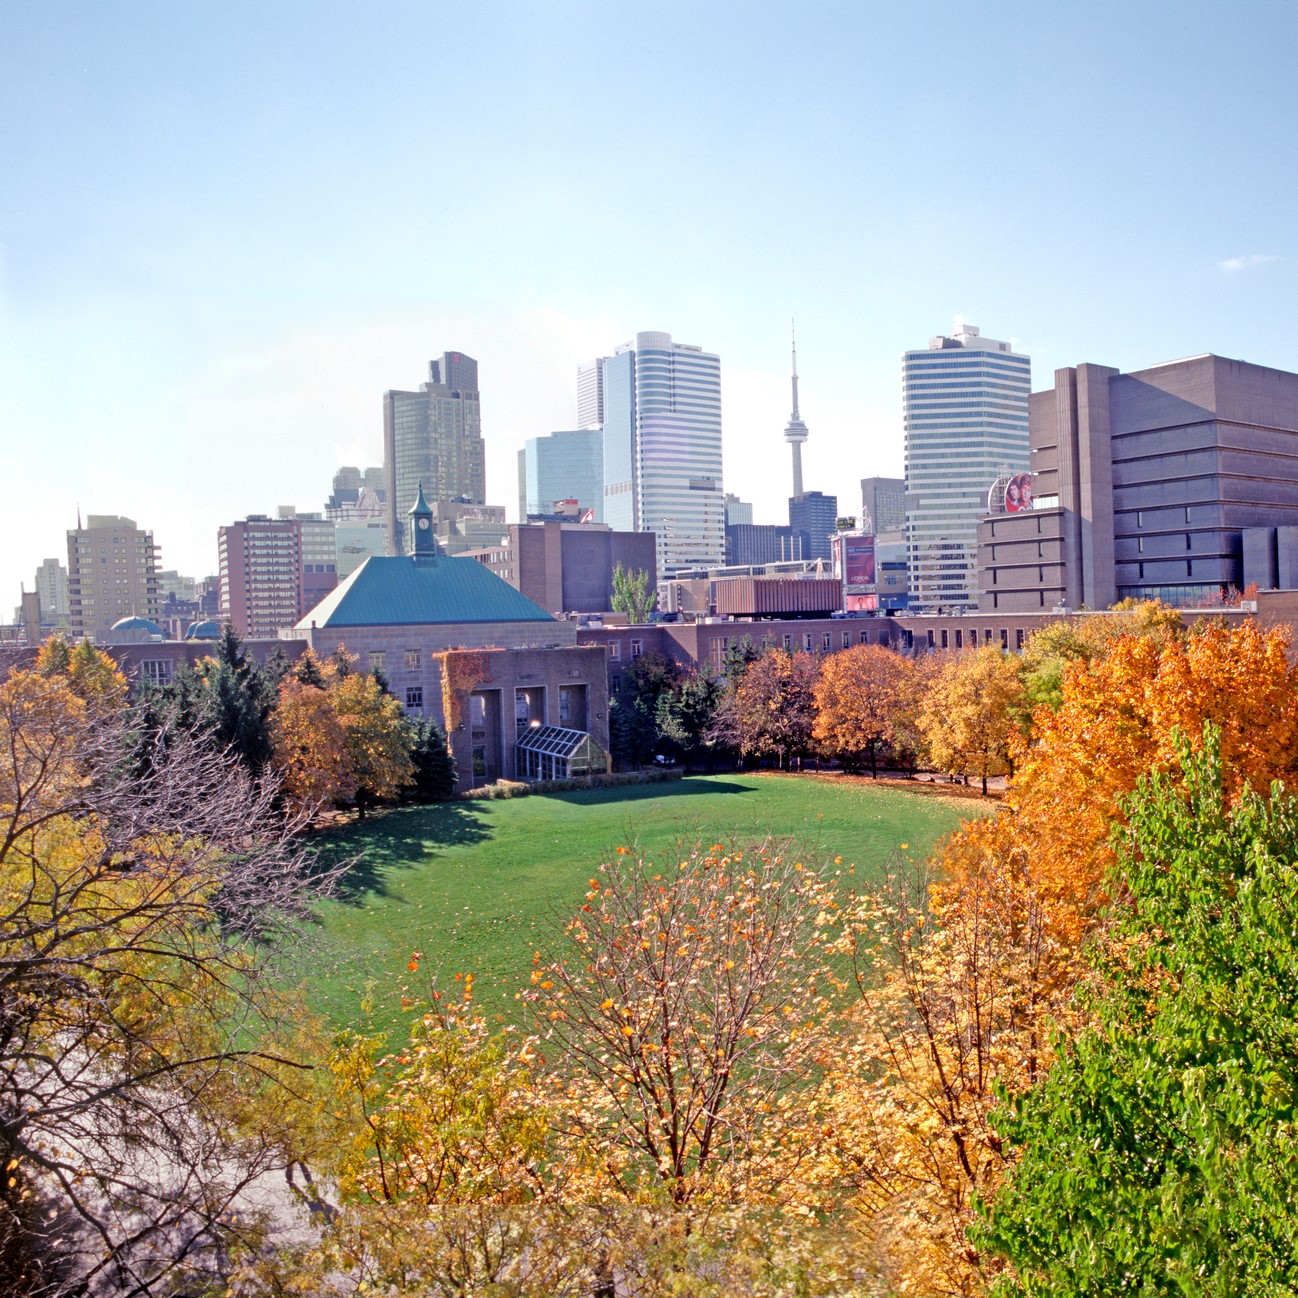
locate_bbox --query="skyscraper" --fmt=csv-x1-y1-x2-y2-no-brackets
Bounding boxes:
576,359,605,430
518,429,604,521
789,491,839,564
596,331,724,574
67,515,161,642
383,352,485,554
860,477,906,535
219,515,302,638
903,324,1030,610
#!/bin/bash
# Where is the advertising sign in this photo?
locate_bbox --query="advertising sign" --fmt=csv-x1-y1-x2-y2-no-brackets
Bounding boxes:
1004,473,1034,513
845,592,878,613
841,534,876,588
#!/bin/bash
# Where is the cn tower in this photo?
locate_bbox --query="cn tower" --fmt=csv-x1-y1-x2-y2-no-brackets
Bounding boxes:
784,322,809,498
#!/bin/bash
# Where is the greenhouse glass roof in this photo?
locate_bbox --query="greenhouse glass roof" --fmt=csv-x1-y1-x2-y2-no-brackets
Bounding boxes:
514,725,590,758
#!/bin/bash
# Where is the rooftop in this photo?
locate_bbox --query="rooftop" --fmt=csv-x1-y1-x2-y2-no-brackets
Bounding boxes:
294,554,557,630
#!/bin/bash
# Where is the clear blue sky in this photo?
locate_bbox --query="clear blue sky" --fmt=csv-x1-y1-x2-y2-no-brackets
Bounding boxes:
3,0,1296,608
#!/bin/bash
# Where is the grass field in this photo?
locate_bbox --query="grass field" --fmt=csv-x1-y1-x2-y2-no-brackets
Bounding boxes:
294,773,984,1037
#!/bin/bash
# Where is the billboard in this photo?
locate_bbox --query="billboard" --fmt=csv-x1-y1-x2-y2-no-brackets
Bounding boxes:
840,534,876,589
1004,473,1034,513
845,592,878,613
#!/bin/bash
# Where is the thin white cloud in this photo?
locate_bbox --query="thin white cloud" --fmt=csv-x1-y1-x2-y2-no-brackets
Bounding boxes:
1217,254,1280,272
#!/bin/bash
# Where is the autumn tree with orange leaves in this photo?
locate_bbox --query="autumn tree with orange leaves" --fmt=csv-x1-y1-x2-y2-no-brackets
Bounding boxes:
837,615,1298,1296
813,644,922,776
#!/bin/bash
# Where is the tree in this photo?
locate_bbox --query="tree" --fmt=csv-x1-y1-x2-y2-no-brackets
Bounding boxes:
610,563,657,625
195,624,277,775
732,649,819,768
978,730,1298,1294
272,676,355,818
331,669,416,817
35,635,126,709
812,644,920,776
0,667,337,1294
404,717,458,802
655,670,724,771
918,646,1025,793
609,652,680,769
529,841,842,1212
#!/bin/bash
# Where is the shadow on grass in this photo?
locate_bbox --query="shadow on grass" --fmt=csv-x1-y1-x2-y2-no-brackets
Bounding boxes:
305,800,494,906
539,776,758,806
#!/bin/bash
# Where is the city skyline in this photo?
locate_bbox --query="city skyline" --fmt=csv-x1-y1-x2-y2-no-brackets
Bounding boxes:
3,2,1297,603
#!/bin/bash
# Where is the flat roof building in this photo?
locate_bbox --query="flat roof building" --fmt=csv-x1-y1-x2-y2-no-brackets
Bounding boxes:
979,353,1298,612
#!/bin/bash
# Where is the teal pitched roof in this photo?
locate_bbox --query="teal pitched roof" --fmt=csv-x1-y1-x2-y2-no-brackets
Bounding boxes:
295,555,557,630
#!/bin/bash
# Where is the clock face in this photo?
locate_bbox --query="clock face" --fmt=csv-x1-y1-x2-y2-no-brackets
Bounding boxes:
417,518,430,530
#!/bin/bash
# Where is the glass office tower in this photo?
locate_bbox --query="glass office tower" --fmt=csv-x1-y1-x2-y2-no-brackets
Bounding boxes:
594,331,724,575
903,324,1030,610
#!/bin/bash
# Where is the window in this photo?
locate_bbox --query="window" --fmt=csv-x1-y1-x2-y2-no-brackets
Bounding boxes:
1016,628,1025,649
140,659,171,686
368,651,386,673
803,633,813,651
822,633,831,651
609,641,621,661
630,639,643,660
782,634,792,650
860,631,869,644
611,672,623,693
559,684,587,729
984,628,993,645
940,630,949,649
1185,506,1192,523
954,630,963,648
405,649,421,670
842,632,850,649
405,686,423,712
1000,628,1008,649
927,629,935,648
1185,533,1192,551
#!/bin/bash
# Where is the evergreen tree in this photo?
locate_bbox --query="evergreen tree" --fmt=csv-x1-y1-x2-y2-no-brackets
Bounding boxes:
404,718,458,802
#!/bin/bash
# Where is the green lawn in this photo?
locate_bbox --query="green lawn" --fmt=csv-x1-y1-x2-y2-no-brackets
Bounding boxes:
293,773,982,1037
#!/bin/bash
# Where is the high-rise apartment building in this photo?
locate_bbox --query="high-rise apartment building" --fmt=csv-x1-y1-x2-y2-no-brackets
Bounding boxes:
860,477,906,535
903,324,1030,610
383,352,485,554
34,557,70,623
219,516,303,639
595,331,724,574
724,493,753,526
67,515,161,642
518,429,604,522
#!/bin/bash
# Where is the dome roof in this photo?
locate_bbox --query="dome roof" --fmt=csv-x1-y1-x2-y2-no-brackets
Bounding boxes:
111,616,163,635
184,619,221,640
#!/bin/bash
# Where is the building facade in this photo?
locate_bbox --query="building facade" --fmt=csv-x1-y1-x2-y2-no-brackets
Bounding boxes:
219,516,303,639
904,324,1030,610
595,331,725,575
788,490,838,563
518,429,604,522
979,353,1298,611
383,351,485,554
34,557,70,624
577,358,605,430
67,515,162,642
860,476,906,535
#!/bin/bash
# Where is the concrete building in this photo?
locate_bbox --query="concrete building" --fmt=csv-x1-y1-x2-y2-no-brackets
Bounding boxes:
219,515,303,639
518,429,604,522
464,521,656,615
427,500,508,556
978,353,1298,611
326,466,386,518
384,351,485,554
904,324,1030,610
861,477,906,535
292,487,609,790
788,490,838,563
67,515,162,643
276,507,338,617
594,331,725,574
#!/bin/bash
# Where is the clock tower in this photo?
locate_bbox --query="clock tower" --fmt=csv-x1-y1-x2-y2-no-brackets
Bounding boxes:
409,481,437,564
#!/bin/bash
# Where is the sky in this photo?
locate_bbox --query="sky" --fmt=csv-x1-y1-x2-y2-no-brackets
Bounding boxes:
3,0,1297,608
